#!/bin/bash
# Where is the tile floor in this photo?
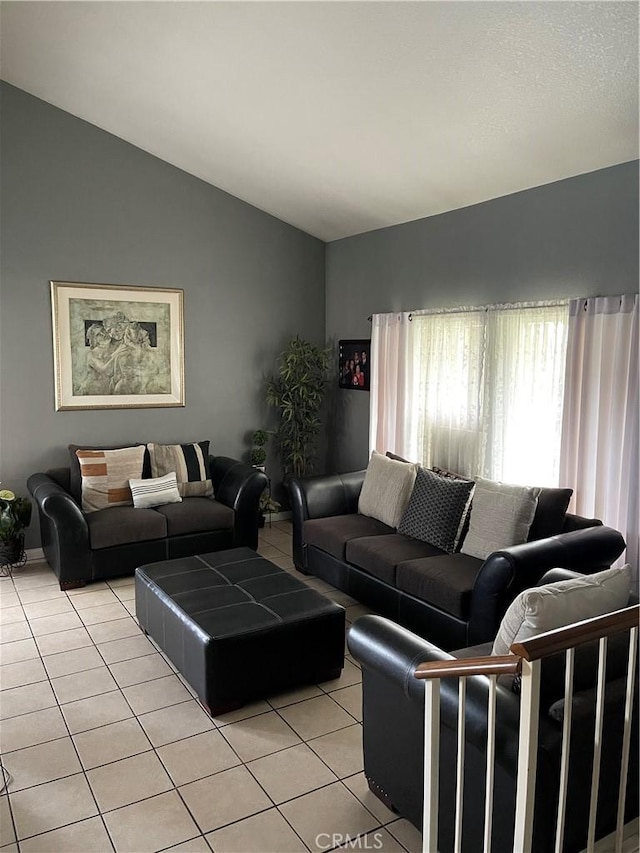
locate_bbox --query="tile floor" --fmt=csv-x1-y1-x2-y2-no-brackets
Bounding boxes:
0,522,423,853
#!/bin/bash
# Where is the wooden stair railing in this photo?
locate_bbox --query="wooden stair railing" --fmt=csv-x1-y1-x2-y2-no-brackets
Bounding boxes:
415,604,639,853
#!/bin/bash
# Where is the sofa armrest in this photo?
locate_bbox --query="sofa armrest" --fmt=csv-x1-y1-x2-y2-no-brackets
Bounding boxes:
467,526,626,645
27,472,91,587
289,470,366,571
562,512,602,533
210,456,268,550
348,614,523,758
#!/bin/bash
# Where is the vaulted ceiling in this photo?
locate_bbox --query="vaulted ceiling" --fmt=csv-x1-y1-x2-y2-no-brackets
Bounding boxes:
1,1,637,241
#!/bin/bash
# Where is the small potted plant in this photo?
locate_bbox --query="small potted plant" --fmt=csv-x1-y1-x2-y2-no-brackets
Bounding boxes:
258,492,281,528
0,487,32,568
249,430,269,470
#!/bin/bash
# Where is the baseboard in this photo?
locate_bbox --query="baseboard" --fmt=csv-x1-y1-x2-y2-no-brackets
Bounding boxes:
268,511,292,522
26,547,45,564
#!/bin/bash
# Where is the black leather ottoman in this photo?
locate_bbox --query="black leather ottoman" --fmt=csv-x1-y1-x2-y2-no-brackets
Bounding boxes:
135,547,345,715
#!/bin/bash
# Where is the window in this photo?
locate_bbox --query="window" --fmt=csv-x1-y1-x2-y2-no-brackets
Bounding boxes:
411,302,568,485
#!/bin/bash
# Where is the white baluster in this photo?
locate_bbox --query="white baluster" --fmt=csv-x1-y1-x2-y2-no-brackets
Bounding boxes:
614,627,638,853
423,678,441,853
513,657,541,853
484,674,497,853
587,637,608,853
554,647,575,853
454,678,466,853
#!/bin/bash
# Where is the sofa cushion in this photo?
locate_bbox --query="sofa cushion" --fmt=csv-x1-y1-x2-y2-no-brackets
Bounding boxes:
492,564,631,655
304,514,394,562
154,498,235,537
398,467,474,553
460,478,540,560
148,441,213,498
86,506,167,549
396,553,484,620
76,447,146,513
528,487,573,541
358,451,418,529
346,534,445,585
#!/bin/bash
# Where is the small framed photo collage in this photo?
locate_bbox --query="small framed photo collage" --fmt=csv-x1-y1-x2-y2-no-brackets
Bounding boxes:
338,339,370,391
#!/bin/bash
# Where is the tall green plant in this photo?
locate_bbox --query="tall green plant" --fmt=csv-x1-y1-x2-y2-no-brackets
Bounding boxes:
266,336,329,479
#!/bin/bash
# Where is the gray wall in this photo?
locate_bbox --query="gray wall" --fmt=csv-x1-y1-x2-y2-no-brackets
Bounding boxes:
325,161,639,472
0,83,325,548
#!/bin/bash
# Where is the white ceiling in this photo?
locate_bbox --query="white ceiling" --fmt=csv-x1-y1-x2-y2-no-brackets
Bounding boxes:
1,1,638,241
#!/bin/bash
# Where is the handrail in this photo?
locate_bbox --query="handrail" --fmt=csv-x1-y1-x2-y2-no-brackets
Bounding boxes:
413,606,638,680
511,605,639,662
415,654,521,680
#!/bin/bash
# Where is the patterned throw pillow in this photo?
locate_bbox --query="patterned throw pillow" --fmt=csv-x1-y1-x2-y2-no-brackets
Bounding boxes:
492,565,631,655
76,446,146,513
129,472,182,509
461,477,540,560
147,441,213,498
398,467,475,553
358,450,418,529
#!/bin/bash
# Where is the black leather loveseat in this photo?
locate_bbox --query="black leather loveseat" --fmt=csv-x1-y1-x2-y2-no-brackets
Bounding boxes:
29,452,267,589
289,469,626,649
348,568,639,853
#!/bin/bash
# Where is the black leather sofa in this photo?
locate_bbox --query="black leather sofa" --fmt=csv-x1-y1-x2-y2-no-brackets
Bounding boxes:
348,568,639,853
28,454,267,589
289,469,626,649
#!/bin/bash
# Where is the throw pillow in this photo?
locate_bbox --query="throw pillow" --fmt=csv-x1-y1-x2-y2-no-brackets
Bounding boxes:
527,487,573,541
358,450,418,529
147,441,213,498
431,465,468,481
398,467,475,553
492,564,632,655
129,472,182,509
76,446,146,513
460,477,540,560
68,443,147,503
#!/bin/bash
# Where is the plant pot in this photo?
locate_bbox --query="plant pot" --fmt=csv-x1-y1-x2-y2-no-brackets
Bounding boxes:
0,534,25,566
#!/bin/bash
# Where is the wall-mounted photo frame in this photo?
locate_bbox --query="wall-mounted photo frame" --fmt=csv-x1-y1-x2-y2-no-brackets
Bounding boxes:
338,339,371,391
50,281,185,410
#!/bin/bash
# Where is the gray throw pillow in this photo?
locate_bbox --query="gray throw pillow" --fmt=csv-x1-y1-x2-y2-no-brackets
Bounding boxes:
460,477,540,560
358,451,418,529
398,467,475,553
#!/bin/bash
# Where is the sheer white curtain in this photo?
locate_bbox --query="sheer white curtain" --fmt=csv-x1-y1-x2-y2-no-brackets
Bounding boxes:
413,309,485,476
560,294,639,581
482,303,568,485
369,312,415,460
409,302,568,482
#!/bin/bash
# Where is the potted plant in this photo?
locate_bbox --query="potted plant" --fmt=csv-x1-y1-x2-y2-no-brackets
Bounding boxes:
258,492,281,528
0,487,32,567
266,336,330,479
249,430,269,470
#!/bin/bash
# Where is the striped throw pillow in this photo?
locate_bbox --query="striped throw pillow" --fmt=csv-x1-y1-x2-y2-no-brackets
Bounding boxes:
76,446,146,513
147,441,213,498
129,472,182,509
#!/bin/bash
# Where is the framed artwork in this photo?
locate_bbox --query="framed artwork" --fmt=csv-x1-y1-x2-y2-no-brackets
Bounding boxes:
50,281,185,410
338,339,371,391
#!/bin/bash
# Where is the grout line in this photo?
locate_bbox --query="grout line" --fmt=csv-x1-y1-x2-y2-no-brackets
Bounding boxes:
1,538,407,853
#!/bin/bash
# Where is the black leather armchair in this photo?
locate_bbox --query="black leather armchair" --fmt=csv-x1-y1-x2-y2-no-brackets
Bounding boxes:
28,455,267,589
348,569,639,853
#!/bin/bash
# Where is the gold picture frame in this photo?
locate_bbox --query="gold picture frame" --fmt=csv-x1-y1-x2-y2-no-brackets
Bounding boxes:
51,281,185,410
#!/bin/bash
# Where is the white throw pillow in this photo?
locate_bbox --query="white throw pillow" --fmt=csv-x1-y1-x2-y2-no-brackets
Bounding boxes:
460,477,540,560
358,450,418,529
129,472,182,509
492,564,632,655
